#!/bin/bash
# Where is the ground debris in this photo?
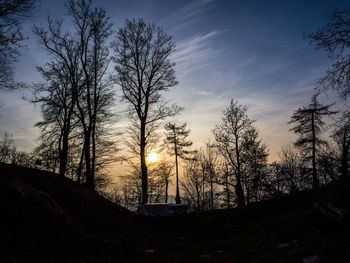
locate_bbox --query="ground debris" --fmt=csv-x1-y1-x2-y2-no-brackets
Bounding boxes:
302,255,320,263
278,239,297,248
313,201,346,221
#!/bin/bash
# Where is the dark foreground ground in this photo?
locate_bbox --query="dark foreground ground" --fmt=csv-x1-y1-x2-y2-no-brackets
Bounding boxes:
1,162,350,263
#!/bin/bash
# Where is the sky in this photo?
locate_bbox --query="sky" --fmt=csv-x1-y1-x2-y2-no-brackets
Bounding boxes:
0,0,349,173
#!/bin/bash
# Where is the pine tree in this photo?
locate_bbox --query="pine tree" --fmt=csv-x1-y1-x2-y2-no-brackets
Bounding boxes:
289,94,336,188
164,122,196,204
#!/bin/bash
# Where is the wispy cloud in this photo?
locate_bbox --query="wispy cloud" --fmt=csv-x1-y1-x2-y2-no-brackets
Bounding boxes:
163,0,221,76
165,0,216,32
171,30,222,76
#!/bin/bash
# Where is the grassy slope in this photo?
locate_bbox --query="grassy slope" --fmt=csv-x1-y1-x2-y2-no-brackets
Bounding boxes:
1,162,349,262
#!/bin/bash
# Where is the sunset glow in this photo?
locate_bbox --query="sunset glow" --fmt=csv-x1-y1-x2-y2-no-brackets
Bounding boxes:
147,152,159,164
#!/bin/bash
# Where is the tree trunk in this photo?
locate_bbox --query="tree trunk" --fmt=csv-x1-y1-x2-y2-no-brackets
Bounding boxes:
165,179,168,203
210,174,214,209
196,181,201,211
84,130,94,190
235,135,245,207
225,171,231,208
175,153,181,204
174,132,181,204
91,117,96,186
311,111,318,188
341,132,349,178
59,130,69,177
59,102,75,177
140,120,148,204
77,141,85,184
235,177,245,207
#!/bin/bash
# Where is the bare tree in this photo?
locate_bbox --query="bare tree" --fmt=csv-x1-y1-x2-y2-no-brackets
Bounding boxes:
0,132,16,162
119,159,168,209
182,157,204,211
164,122,196,204
213,99,253,207
305,9,350,99
33,0,115,190
0,0,37,89
112,18,182,204
67,0,114,190
119,163,142,210
264,162,286,197
240,126,269,203
31,62,79,177
195,142,220,210
33,11,84,177
33,136,59,173
278,144,307,192
153,160,173,203
219,163,234,208
289,93,336,188
332,111,350,178
317,143,338,183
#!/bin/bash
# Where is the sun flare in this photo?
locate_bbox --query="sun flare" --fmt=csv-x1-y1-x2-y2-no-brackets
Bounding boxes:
147,152,159,164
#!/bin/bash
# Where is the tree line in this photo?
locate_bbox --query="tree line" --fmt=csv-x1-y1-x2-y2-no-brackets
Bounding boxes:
0,1,349,211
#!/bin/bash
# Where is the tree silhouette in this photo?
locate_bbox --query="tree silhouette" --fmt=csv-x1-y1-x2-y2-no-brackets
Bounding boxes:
154,161,173,203
278,144,305,192
33,0,115,190
240,126,269,203
112,18,182,204
31,61,78,177
198,142,219,210
289,94,336,188
332,111,350,178
164,122,196,204
0,132,16,162
68,0,113,190
305,9,350,99
0,0,37,89
182,157,204,211
213,99,253,207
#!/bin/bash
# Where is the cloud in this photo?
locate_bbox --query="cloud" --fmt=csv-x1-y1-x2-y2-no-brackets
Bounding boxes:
171,30,222,76
163,1,221,76
165,0,216,32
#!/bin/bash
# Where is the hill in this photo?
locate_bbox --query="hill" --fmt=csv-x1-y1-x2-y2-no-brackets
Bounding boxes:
1,162,350,262
0,162,148,262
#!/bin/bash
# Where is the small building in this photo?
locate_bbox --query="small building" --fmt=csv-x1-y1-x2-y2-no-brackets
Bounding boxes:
136,203,188,217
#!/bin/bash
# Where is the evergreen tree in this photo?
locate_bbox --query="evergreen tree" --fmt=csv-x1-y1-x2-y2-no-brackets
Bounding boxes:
164,122,196,204
289,94,336,188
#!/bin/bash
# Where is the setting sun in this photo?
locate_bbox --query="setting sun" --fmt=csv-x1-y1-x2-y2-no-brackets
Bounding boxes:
147,152,159,164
